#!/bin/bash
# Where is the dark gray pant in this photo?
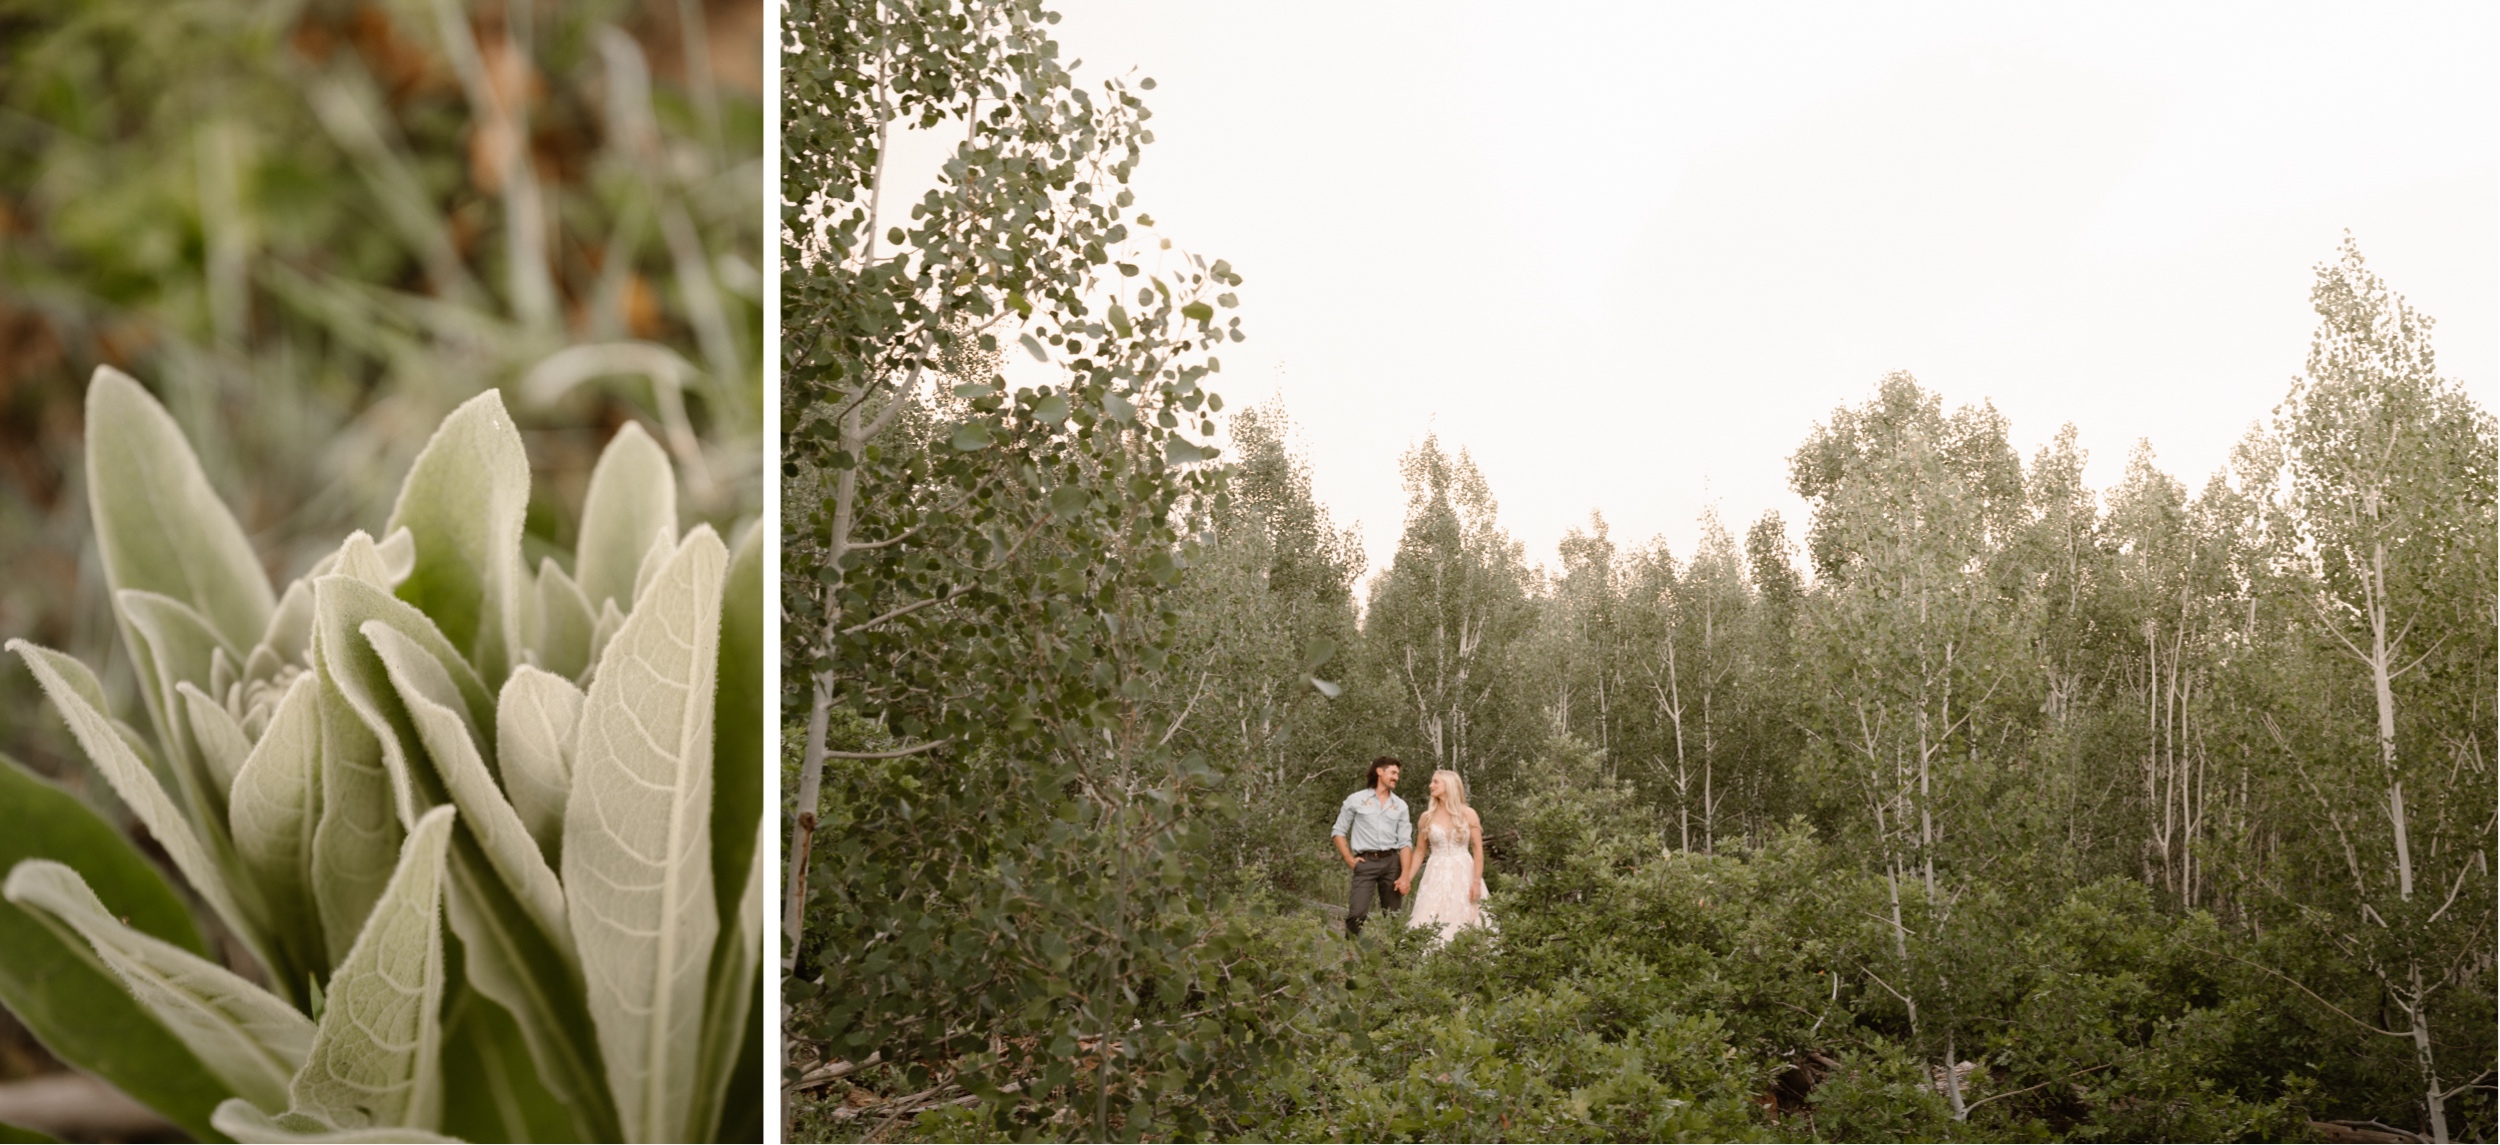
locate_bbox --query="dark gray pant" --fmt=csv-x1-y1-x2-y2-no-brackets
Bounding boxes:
1346,851,1403,936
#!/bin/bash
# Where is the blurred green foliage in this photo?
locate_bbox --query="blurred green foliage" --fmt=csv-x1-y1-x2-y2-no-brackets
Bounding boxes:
0,0,759,767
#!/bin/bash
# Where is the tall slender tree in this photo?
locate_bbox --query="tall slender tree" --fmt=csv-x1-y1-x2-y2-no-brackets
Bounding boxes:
1365,436,1533,788
2269,237,2497,1143
1792,373,2033,1118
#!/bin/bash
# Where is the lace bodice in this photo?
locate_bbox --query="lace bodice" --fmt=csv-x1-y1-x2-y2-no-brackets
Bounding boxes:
1410,810,1489,943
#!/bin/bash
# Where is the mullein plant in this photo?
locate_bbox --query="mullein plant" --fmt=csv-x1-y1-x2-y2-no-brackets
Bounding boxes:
0,370,763,1143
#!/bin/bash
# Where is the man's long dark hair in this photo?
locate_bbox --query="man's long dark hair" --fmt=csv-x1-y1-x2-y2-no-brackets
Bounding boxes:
1365,755,1401,791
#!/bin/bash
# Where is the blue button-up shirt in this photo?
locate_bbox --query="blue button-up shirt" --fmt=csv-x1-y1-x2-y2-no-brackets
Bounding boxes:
1332,788,1412,853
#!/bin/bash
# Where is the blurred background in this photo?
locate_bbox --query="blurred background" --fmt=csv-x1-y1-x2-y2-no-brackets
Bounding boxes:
0,0,760,1135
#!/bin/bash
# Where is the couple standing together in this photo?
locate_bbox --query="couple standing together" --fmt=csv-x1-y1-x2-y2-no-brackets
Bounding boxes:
1329,756,1491,941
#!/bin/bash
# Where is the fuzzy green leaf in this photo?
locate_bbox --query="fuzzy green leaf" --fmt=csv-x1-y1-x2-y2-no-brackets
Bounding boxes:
5,860,313,1113
689,818,762,1142
439,989,577,1143
0,753,228,1143
367,622,571,957
228,673,328,986
711,524,762,926
7,640,268,974
440,836,617,1135
310,665,401,968
290,804,454,1132
528,559,597,682
179,682,251,802
312,574,497,829
330,531,399,592
116,591,235,827
212,1100,459,1143
84,366,274,657
385,390,530,685
263,579,318,665
497,666,583,866
629,526,676,614
574,422,678,616
565,527,724,1143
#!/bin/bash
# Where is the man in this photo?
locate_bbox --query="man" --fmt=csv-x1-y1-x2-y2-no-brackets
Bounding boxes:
1330,756,1414,936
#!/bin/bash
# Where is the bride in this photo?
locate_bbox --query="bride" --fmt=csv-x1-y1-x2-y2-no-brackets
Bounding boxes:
1402,768,1490,942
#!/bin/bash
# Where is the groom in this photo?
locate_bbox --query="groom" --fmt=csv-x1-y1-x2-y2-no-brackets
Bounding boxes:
1330,756,1414,936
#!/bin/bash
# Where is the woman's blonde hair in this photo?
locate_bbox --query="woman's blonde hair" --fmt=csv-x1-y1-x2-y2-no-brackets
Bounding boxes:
1427,768,1470,827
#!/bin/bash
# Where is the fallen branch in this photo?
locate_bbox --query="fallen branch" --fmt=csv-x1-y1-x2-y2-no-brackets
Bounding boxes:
1957,1061,2114,1116
831,1082,976,1126
787,1050,882,1092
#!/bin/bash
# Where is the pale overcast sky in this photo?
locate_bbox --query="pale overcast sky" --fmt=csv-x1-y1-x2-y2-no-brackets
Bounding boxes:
1033,2,2497,583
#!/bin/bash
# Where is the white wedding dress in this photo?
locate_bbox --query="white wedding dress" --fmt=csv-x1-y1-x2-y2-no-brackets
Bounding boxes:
1407,814,1489,942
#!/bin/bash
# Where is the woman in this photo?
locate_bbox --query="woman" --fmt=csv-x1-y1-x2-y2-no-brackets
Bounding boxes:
1406,768,1491,942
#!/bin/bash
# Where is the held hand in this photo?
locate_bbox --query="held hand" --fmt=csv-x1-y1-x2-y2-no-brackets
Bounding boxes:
1393,877,1410,894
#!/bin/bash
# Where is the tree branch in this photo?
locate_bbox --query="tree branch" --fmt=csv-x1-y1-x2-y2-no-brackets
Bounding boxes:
826,739,951,760
1157,671,1212,748
1959,1062,2116,1115
842,585,975,636
2189,944,2409,1037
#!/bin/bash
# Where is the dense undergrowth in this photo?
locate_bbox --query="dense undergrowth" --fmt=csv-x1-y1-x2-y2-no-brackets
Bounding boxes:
792,732,2469,1143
